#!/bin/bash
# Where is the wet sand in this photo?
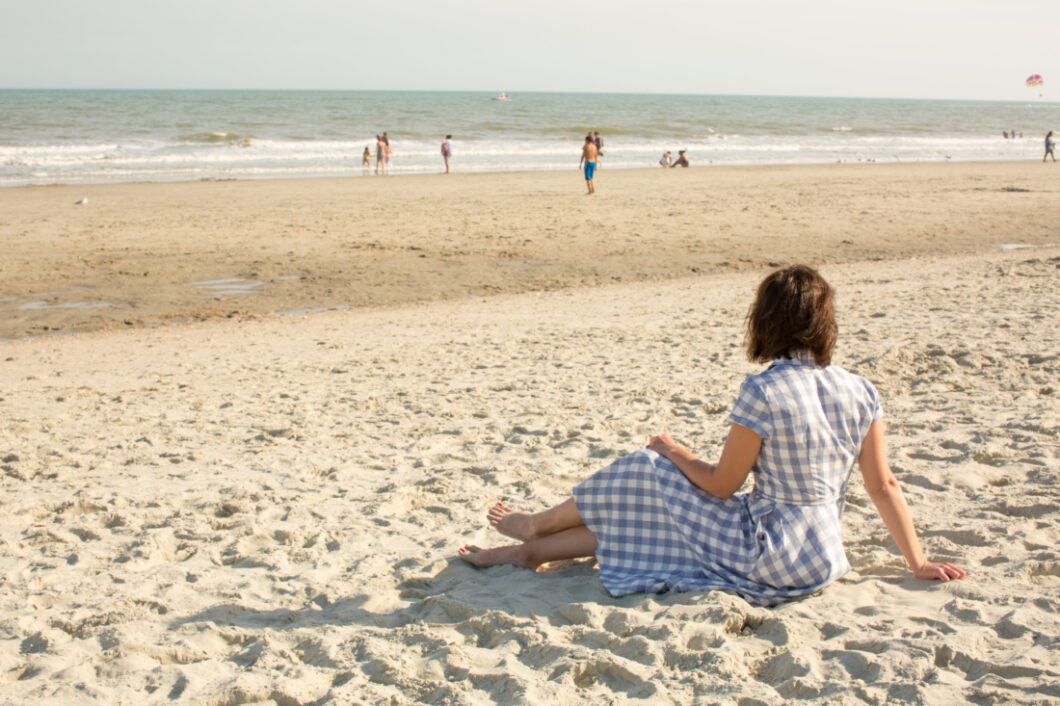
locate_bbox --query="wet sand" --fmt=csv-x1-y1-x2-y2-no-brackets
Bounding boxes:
1,161,1056,340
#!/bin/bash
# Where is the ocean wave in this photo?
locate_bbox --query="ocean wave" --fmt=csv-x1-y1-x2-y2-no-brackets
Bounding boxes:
179,132,255,147
3,90,1057,186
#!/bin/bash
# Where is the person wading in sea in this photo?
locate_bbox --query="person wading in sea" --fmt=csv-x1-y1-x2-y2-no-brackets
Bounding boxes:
441,135,453,174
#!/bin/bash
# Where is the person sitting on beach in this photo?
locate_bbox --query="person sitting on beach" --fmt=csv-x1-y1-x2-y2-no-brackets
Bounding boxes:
1045,131,1056,162
460,265,966,605
659,151,672,168
672,149,689,167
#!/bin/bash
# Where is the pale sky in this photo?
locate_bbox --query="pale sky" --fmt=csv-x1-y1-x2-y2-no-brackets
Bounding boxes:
1,0,1056,101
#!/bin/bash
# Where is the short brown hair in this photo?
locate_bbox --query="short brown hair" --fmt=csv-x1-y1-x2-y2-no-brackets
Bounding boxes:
745,265,837,366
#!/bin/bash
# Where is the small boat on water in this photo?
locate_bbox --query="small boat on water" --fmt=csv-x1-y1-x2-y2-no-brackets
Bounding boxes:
492,92,512,101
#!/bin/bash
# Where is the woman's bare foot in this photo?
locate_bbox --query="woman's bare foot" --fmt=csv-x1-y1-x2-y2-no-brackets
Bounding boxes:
458,544,534,569
488,503,538,541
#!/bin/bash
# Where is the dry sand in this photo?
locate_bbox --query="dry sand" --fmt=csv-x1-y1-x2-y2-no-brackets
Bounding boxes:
1,164,1059,704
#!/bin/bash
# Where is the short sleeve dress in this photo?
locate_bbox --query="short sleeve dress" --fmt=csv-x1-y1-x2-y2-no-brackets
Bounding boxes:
572,351,883,606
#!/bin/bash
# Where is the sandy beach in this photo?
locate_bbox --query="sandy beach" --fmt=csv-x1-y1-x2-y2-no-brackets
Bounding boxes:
1,161,1057,341
1,164,1058,704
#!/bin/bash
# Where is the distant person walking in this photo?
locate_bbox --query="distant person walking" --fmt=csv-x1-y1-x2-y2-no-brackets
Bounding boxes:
1045,131,1056,162
441,135,453,174
579,134,598,195
362,146,371,167
594,131,604,167
672,150,690,168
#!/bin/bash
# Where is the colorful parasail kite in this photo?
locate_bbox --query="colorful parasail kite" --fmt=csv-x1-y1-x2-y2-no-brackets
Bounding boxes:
1026,74,1043,87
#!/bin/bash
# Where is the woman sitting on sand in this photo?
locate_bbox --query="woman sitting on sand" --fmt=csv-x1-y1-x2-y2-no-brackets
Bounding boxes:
460,265,966,605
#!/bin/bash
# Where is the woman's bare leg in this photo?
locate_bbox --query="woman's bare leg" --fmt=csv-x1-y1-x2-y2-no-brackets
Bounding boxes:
489,497,585,541
460,525,598,569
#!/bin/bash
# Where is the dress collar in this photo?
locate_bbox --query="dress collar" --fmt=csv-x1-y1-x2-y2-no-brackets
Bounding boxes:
770,350,818,368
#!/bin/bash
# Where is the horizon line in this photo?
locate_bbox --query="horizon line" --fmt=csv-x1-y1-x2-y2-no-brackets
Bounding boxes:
0,87,1055,105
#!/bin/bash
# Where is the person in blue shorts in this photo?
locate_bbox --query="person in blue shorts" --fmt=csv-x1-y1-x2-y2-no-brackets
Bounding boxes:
579,135,597,195
459,265,966,605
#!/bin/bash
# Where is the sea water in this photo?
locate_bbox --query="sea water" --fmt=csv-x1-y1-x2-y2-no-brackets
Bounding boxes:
1,90,1057,186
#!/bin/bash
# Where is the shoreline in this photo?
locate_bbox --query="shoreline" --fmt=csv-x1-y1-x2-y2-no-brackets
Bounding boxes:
0,157,1053,190
2,160,1058,341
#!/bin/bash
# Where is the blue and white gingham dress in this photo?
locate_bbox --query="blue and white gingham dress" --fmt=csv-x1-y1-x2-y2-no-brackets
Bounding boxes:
573,352,882,605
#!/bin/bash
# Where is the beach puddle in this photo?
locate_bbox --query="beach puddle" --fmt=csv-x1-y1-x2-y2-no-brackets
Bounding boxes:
1,289,117,340
18,300,115,311
188,278,265,297
998,243,1057,250
185,274,348,317
4,288,115,312
188,275,302,298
